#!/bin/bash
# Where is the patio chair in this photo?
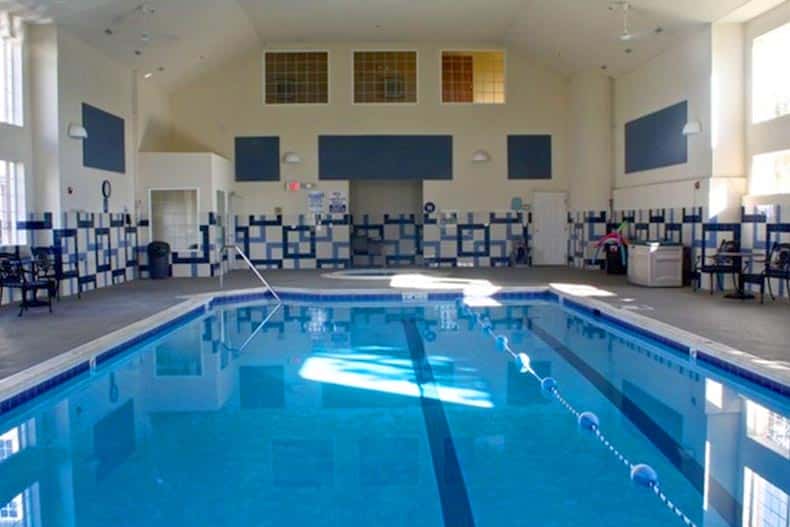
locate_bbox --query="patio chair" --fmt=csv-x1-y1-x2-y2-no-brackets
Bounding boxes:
0,255,54,316
32,247,62,300
694,237,740,294
744,242,790,304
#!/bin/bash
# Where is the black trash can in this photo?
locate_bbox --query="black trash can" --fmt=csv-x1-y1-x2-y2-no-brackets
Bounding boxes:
147,241,171,279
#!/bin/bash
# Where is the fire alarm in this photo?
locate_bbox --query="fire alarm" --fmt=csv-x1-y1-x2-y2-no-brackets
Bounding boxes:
67,186,74,195
694,181,701,190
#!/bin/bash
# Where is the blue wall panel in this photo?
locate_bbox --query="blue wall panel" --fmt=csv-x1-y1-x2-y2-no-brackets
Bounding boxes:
82,103,126,174
319,135,453,180
625,101,688,174
235,137,280,182
507,135,552,180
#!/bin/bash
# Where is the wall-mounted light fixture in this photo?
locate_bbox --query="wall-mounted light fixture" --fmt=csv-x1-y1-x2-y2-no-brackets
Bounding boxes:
682,121,702,136
471,149,491,163
67,124,88,139
282,152,302,164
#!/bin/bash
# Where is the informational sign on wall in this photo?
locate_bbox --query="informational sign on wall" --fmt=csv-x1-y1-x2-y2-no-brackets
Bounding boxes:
328,191,348,214
308,191,325,214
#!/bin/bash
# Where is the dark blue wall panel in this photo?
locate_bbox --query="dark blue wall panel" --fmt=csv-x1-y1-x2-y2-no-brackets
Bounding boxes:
235,137,280,182
319,135,452,180
507,135,552,180
82,103,126,174
625,101,688,174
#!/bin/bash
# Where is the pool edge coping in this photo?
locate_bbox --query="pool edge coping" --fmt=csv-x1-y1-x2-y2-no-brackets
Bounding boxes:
1,284,788,415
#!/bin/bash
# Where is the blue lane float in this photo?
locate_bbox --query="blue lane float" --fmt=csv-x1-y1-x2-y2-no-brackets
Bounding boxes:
630,464,659,488
578,411,600,431
540,377,558,392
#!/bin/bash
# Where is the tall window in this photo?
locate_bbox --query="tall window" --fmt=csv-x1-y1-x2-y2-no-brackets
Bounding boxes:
753,22,790,123
751,148,790,196
353,51,417,104
264,51,328,104
0,13,23,126
442,51,505,104
0,160,25,245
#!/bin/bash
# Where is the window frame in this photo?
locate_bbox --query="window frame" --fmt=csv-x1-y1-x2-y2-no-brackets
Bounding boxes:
262,49,331,106
0,34,23,127
751,21,790,124
439,49,507,106
351,49,419,106
0,159,26,246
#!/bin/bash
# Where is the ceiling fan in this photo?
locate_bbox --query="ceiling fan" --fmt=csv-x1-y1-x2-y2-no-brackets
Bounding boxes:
609,1,662,42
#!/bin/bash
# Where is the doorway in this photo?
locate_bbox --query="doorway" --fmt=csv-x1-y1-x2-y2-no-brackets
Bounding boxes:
349,180,423,267
531,192,568,266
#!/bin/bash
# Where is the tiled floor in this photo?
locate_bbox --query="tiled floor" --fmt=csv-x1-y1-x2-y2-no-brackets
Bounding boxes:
1,266,788,381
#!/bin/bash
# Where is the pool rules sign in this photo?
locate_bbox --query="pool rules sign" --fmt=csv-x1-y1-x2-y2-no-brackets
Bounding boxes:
328,191,347,214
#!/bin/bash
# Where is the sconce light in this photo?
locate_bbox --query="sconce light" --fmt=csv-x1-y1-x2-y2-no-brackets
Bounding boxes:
68,124,88,139
471,149,491,163
682,121,702,136
282,152,302,164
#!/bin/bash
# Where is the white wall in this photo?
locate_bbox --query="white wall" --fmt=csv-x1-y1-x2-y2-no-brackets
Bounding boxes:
138,153,214,214
28,24,58,215
137,77,173,153
169,43,569,215
613,28,714,210
744,1,790,199
57,31,135,215
568,71,613,212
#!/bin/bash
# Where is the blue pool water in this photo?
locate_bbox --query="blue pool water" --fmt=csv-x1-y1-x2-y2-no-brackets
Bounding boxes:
1,298,788,527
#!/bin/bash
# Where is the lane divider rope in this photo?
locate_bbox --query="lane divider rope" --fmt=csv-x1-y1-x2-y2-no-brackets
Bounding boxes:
459,301,698,527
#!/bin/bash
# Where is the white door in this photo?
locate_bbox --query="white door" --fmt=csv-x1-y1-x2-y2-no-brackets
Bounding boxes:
532,192,568,266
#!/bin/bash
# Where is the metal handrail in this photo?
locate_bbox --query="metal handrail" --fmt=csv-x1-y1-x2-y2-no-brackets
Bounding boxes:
219,244,281,303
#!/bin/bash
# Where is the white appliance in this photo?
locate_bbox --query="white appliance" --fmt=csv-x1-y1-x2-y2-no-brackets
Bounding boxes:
628,243,683,287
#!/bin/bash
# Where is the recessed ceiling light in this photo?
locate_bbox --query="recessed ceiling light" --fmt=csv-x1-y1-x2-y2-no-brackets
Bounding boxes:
157,66,165,72
135,49,142,56
104,28,113,36
625,48,633,54
144,72,153,79
601,65,608,70
655,26,664,34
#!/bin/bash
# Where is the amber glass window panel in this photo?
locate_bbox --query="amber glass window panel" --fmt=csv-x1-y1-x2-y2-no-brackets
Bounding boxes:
442,51,505,104
265,51,329,104
353,51,417,103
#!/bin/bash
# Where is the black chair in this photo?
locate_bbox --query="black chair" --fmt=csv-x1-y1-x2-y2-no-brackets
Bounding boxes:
0,256,54,316
695,236,741,294
32,247,61,300
744,242,790,304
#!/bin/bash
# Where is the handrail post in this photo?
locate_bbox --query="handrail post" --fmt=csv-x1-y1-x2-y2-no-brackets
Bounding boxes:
220,244,281,304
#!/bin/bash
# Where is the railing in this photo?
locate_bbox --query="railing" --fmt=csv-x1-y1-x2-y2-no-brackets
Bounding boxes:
219,244,281,303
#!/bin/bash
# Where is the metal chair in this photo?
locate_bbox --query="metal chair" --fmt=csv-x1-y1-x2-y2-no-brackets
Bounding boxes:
32,247,62,300
0,256,54,316
748,242,790,304
694,237,740,294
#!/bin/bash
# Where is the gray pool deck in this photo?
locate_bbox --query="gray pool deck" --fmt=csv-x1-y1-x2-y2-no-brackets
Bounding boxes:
1,266,788,382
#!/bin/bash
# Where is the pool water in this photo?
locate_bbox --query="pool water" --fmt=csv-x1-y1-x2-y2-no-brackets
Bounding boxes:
0,299,788,527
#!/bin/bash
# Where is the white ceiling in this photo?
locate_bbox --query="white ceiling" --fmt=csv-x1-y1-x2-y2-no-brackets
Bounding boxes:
4,0,764,88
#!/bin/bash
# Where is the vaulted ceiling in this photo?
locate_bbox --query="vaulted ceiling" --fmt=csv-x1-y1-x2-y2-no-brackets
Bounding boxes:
2,0,773,88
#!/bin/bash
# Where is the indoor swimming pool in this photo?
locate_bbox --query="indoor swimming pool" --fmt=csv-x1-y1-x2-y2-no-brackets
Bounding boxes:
0,295,788,527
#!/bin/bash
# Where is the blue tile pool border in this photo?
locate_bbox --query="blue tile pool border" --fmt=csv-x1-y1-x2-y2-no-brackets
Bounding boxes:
560,297,790,399
1,287,788,419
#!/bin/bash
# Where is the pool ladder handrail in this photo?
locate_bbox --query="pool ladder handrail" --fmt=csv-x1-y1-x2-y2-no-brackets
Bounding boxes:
219,244,281,303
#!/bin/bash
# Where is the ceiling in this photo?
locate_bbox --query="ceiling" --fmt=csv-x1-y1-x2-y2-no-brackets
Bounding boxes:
2,0,766,88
